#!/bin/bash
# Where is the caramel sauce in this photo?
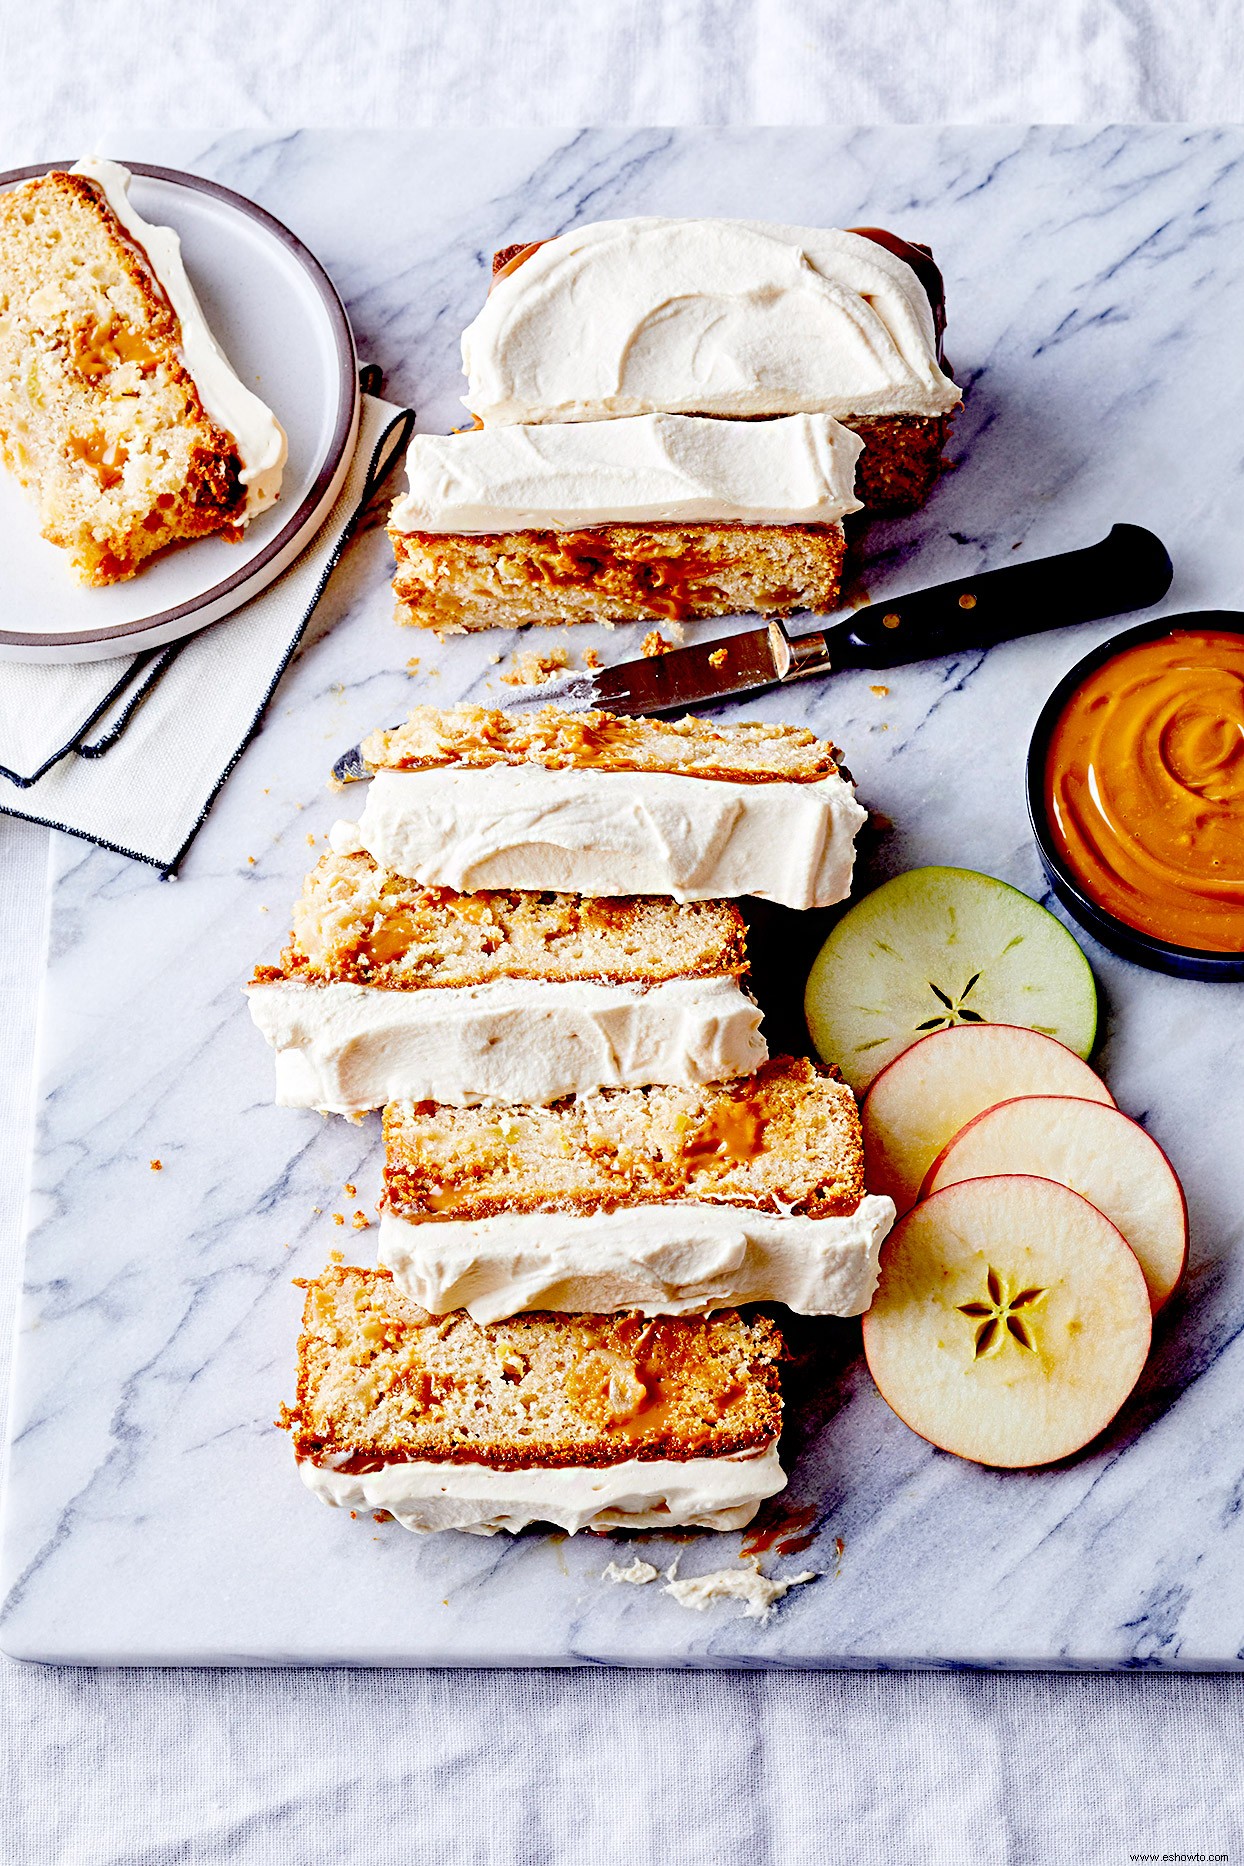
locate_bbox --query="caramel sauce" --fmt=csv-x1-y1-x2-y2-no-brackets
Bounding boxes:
682,1097,767,1167
1045,630,1244,951
447,896,494,924
67,429,128,489
554,532,716,622
741,1503,819,1557
359,911,418,966
75,316,162,380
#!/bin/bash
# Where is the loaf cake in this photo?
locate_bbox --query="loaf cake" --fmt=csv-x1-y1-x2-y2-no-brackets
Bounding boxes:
282,1263,787,1534
0,158,285,584
465,219,960,512
388,411,861,631
333,704,867,910
378,1056,895,1320
247,848,766,1111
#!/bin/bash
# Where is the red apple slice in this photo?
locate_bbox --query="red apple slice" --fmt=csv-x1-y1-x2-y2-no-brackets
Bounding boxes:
862,1176,1152,1468
861,1023,1114,1214
921,1095,1187,1312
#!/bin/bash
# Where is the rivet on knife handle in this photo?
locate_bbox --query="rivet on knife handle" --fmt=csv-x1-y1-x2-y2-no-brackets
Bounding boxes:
836,524,1173,671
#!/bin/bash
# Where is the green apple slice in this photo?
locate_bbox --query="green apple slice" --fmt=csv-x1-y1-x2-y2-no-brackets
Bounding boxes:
804,866,1098,1093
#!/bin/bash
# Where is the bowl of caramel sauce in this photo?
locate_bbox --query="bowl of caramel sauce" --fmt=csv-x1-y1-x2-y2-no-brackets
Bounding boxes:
1027,614,1244,979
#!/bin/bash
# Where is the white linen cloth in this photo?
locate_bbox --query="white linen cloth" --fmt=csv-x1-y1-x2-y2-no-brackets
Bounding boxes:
3,6,1243,1864
0,394,412,871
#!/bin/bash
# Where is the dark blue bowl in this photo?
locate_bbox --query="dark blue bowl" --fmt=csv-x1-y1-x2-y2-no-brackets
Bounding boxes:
1026,611,1244,982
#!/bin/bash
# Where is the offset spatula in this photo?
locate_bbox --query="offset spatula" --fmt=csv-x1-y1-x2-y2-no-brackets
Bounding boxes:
502,524,1173,718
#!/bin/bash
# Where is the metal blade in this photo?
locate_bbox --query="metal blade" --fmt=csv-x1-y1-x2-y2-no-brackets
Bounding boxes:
504,623,790,717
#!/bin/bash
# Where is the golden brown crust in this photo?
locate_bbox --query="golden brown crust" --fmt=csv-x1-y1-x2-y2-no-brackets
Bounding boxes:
359,704,840,785
284,1264,784,1470
841,413,955,513
253,849,749,990
0,168,246,584
383,1055,865,1222
389,521,847,632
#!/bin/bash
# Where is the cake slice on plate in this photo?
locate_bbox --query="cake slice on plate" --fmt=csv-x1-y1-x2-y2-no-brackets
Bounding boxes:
0,158,286,583
378,1056,894,1321
464,218,960,511
247,848,765,1112
388,411,862,632
333,704,867,911
281,1264,786,1535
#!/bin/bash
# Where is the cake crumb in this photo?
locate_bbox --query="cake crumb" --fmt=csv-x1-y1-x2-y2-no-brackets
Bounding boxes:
583,648,602,668
259,906,269,914
149,1159,162,1172
487,652,501,664
329,1248,344,1264
502,646,570,688
870,684,890,697
351,1210,371,1231
641,630,672,657
406,656,421,675
247,856,256,866
332,1213,345,1227
373,1511,391,1524
306,832,316,846
350,1510,358,1520
708,646,728,669
343,1183,356,1197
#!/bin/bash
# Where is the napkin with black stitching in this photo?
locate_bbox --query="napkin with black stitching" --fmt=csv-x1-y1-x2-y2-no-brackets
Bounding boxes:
0,391,413,874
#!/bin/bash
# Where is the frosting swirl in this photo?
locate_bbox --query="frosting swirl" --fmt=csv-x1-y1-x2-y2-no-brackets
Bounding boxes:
462,217,961,426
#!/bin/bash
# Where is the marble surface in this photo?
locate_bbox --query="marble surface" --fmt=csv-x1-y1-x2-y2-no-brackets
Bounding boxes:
3,125,1244,1668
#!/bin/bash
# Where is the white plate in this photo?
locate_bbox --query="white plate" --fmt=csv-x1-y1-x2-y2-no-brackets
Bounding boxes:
0,160,359,663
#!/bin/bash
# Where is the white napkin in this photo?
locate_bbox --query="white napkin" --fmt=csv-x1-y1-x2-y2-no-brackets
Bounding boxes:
0,392,413,873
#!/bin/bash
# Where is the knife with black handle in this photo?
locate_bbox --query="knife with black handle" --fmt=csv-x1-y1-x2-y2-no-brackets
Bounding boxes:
502,523,1173,718
331,524,1173,779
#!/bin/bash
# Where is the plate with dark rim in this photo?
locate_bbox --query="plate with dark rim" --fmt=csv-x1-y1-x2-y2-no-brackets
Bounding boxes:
0,159,358,664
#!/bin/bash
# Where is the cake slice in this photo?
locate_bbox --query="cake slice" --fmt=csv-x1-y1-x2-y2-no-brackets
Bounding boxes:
282,1264,786,1535
247,849,765,1112
378,1057,895,1321
388,412,861,632
464,219,960,511
334,705,867,911
0,158,285,583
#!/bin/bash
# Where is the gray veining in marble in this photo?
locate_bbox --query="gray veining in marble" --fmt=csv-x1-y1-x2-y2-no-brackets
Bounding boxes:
2,127,1244,1668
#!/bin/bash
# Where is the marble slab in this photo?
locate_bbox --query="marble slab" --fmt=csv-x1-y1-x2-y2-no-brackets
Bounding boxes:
3,126,1244,1668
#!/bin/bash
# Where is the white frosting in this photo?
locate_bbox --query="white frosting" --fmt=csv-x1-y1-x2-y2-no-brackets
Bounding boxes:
388,412,863,534
340,764,867,909
462,218,960,425
378,1196,895,1323
246,975,766,1113
664,1559,816,1620
299,1442,785,1535
71,158,287,517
